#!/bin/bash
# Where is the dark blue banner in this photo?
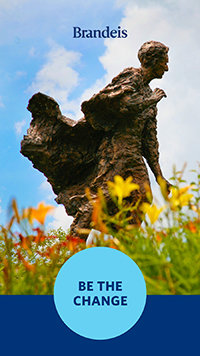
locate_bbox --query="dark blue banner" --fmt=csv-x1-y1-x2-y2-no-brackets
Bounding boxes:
0,295,199,355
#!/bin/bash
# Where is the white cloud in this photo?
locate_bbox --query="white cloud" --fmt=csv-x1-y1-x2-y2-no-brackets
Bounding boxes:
27,40,82,106
48,205,73,232
39,180,56,201
14,119,26,135
62,77,108,120
26,38,108,121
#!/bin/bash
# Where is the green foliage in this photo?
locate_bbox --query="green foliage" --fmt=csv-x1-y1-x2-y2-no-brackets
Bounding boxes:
99,225,200,295
0,165,200,295
0,201,85,294
85,164,200,295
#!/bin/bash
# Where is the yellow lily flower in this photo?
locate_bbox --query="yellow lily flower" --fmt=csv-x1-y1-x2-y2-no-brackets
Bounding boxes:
157,176,168,200
140,202,164,224
169,186,193,210
107,175,140,205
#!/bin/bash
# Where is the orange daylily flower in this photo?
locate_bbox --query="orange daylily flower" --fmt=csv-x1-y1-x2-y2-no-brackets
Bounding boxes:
32,228,46,243
185,221,197,233
156,234,162,243
18,233,31,250
65,235,85,252
91,197,108,233
86,187,108,233
16,250,36,272
24,201,54,225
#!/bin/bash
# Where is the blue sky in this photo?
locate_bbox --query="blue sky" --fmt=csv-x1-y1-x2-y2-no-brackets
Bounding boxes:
1,0,200,231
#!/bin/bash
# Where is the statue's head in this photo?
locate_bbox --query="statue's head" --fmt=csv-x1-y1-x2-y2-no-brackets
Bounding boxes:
138,41,169,79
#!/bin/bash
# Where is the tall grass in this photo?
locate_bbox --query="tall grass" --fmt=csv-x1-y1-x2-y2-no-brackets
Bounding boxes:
0,165,200,295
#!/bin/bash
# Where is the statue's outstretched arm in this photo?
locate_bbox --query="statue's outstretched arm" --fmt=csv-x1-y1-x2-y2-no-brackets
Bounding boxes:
122,87,167,113
141,116,171,191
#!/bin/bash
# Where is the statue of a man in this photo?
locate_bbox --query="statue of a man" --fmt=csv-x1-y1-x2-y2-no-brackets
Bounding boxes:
21,40,170,236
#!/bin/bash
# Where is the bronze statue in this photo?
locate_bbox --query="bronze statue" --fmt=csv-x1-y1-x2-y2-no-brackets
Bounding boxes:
21,40,171,236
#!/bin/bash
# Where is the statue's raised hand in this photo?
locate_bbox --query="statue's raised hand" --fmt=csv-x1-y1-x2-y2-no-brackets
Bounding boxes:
152,88,167,103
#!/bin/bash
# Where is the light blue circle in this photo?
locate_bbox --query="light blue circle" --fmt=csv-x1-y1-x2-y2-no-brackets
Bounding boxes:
54,247,146,340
